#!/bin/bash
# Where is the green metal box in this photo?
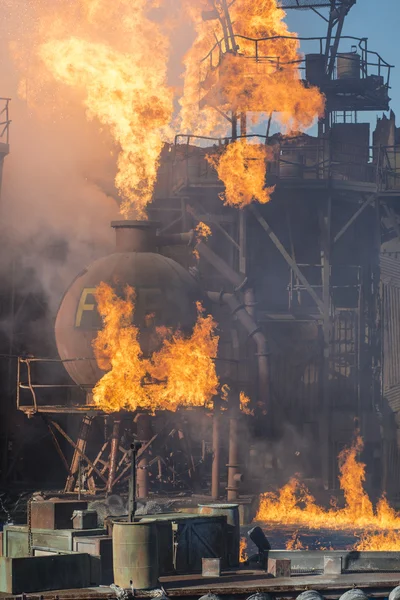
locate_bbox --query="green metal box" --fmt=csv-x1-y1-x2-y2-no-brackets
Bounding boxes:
3,525,106,558
0,553,100,594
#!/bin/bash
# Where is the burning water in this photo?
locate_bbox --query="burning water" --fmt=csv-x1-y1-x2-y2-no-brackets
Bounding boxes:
256,434,400,551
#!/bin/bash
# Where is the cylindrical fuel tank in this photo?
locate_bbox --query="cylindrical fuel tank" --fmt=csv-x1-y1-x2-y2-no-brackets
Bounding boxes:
305,54,326,86
55,221,201,388
198,503,240,567
113,520,159,589
337,53,360,79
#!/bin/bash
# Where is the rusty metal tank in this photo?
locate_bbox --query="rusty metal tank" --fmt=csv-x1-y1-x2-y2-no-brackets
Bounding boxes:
55,221,200,389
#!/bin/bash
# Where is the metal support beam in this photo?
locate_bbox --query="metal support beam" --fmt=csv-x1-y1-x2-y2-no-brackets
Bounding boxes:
383,202,400,241
319,197,332,490
49,418,108,488
334,195,375,244
64,415,95,492
211,397,221,500
107,418,121,495
250,205,324,313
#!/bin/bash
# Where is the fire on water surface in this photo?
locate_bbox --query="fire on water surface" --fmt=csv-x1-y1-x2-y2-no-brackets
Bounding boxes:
256,435,400,550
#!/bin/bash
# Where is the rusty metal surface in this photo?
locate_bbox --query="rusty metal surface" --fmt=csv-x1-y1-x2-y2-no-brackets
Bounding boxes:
55,248,201,388
202,558,221,577
31,500,89,530
3,570,400,599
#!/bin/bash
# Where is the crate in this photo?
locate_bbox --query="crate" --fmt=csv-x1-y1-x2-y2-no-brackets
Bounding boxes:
3,525,106,558
31,499,88,530
72,510,98,530
267,558,291,578
73,536,113,585
0,553,100,594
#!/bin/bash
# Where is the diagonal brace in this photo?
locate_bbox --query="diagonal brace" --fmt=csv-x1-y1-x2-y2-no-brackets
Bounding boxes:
334,194,375,244
250,205,324,313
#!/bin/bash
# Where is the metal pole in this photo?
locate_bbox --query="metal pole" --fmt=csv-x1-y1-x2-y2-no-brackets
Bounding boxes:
227,389,240,502
129,442,142,522
136,413,151,499
212,397,221,500
107,418,121,495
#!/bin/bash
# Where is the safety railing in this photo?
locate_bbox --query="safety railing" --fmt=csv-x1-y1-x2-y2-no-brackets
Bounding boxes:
0,98,11,146
173,134,383,191
16,353,233,415
17,356,91,414
200,35,392,90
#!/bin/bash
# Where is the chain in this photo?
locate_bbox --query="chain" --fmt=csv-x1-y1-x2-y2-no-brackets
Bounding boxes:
27,496,33,556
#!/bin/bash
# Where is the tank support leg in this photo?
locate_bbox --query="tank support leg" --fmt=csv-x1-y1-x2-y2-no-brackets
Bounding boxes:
64,415,94,493
136,413,151,499
106,418,121,495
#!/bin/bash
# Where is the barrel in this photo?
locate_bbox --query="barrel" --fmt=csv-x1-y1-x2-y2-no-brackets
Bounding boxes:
112,521,159,589
279,152,303,178
305,54,326,86
198,503,240,567
337,53,360,79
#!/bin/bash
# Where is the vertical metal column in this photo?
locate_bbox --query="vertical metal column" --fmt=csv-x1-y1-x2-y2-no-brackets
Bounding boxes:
319,196,332,490
227,389,240,501
136,413,151,499
106,418,121,495
212,397,221,500
65,415,93,492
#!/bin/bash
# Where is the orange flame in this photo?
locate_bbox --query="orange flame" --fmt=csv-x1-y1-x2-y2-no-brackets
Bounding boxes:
34,0,173,219
207,140,275,208
240,391,254,416
256,433,400,550
239,536,248,562
181,0,325,135
195,221,212,241
286,531,305,550
92,283,219,413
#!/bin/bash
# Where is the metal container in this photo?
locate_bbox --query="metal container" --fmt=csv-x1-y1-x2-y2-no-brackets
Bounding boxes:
72,510,98,530
198,504,240,567
279,153,303,178
31,500,88,530
337,53,360,79
112,520,159,589
305,54,326,86
139,518,174,576
73,536,113,585
140,513,226,573
55,221,201,389
202,557,221,577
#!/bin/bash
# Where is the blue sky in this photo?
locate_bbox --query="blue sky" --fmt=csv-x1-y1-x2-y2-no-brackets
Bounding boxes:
285,0,399,130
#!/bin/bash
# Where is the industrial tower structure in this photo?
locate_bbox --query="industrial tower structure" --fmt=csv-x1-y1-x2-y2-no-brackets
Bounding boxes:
9,1,400,500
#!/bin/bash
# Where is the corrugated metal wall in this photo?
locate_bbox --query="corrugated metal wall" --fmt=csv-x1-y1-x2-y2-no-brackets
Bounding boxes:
380,251,400,497
381,253,400,413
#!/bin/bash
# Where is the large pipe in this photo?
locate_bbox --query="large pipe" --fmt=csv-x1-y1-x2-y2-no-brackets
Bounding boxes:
227,391,240,501
207,291,269,413
211,397,221,500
